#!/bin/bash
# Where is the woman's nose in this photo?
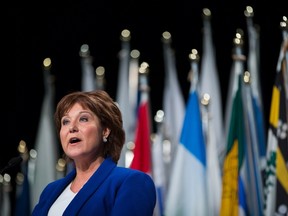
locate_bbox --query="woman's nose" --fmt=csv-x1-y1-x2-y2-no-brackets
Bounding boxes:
69,125,78,132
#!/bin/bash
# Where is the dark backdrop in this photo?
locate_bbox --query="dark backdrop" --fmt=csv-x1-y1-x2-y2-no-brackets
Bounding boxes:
2,3,286,172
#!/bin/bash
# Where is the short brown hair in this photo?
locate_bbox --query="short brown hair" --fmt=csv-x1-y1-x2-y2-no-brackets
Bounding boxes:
54,90,125,163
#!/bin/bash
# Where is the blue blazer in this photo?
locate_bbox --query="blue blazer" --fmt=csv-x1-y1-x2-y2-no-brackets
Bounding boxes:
32,157,156,216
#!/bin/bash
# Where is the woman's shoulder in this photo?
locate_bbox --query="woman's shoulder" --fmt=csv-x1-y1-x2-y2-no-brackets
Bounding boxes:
109,166,157,210
101,157,155,188
114,165,147,175
112,166,155,185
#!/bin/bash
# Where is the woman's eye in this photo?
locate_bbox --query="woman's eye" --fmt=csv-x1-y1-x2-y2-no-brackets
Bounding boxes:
80,117,88,122
62,119,69,125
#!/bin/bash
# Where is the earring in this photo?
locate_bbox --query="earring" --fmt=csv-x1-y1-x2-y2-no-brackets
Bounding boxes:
103,137,107,142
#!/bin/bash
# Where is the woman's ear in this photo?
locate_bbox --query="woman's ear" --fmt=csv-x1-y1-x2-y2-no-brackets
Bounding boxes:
103,128,111,138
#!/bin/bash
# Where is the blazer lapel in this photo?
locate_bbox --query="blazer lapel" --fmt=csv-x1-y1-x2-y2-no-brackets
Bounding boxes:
64,157,116,215
41,170,76,214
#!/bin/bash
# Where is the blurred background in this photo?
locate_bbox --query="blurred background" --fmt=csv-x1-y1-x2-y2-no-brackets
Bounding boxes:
1,2,287,216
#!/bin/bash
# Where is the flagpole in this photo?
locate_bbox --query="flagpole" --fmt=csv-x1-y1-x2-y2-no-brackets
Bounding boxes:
129,61,153,174
280,16,288,98
188,49,200,91
95,66,106,90
244,5,263,108
162,31,172,43
200,7,226,167
0,172,12,216
201,93,210,148
16,140,29,185
189,49,209,215
224,29,245,140
116,29,141,168
80,44,96,91
280,16,287,40
152,110,166,216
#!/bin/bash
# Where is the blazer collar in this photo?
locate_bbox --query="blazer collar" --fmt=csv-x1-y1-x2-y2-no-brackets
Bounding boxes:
63,157,116,215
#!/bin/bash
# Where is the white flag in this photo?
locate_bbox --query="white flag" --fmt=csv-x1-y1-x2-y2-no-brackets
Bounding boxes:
162,33,185,185
199,10,225,163
31,62,59,209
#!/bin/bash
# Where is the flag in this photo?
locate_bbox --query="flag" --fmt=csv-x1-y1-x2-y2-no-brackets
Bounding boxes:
235,9,266,215
202,94,222,216
220,33,249,215
198,11,223,215
152,115,166,216
199,8,225,164
263,38,288,216
116,29,139,168
162,32,185,182
0,174,12,216
224,30,246,141
129,63,152,175
241,71,264,216
30,58,59,209
80,44,96,92
14,140,31,216
14,165,31,216
220,75,248,216
245,7,267,174
165,52,207,215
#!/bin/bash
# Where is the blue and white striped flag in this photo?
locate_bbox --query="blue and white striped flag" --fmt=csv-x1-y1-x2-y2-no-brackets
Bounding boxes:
165,51,207,215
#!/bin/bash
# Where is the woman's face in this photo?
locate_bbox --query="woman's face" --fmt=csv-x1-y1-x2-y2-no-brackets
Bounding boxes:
59,103,103,161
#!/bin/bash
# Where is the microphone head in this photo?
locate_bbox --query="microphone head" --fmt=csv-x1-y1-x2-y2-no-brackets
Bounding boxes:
8,156,23,166
0,156,23,175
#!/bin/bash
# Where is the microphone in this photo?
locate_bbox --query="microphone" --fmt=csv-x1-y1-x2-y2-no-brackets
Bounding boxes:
0,156,23,175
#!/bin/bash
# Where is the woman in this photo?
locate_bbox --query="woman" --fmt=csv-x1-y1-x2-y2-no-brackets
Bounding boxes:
32,90,156,216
